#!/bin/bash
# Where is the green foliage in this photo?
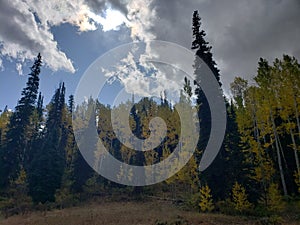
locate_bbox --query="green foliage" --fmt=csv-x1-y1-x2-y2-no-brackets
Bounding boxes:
28,83,66,203
199,184,214,212
232,55,300,199
55,185,78,208
0,169,33,218
0,53,42,188
1,12,300,219
215,199,235,215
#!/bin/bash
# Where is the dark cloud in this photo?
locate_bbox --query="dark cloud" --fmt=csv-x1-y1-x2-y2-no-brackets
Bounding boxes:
2,0,299,89
0,0,44,52
0,0,76,72
85,0,128,15
150,0,300,92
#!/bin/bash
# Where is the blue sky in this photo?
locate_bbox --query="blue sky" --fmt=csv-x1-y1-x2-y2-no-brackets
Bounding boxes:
0,15,132,109
1,0,300,110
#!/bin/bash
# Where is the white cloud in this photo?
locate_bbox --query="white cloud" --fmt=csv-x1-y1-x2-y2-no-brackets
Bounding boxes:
0,0,160,77
102,48,186,103
0,0,131,74
16,63,23,75
0,0,76,73
126,0,156,43
2,0,299,98
89,7,129,32
0,58,3,71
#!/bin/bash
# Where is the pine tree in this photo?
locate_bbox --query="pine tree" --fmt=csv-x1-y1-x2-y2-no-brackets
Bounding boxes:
0,108,11,159
191,11,222,178
205,101,247,200
71,98,96,193
27,83,66,203
192,10,221,85
0,54,42,188
68,95,74,114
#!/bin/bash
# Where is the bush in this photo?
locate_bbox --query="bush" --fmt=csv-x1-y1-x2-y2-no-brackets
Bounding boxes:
215,199,235,215
185,192,201,210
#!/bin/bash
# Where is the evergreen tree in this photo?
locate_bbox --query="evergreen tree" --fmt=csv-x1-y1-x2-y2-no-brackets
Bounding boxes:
68,95,74,114
192,10,221,85
192,11,239,200
28,83,66,203
71,98,96,193
192,10,221,166
203,101,246,200
0,53,42,188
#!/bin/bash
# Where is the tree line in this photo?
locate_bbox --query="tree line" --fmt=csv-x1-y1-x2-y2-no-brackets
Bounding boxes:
0,10,299,218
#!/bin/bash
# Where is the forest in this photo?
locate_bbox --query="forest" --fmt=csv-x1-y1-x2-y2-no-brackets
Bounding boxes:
0,10,300,225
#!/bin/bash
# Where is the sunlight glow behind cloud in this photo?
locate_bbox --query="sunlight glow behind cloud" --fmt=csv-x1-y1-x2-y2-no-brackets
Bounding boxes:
89,8,129,32
0,0,155,74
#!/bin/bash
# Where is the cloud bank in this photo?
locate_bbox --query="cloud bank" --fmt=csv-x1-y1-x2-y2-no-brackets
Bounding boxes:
1,0,299,95
0,0,153,73
151,0,300,92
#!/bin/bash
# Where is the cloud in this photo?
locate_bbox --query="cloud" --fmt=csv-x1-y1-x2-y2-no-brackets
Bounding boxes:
102,45,188,103
0,0,131,74
16,63,23,75
0,0,76,73
84,0,128,15
0,58,3,71
0,0,158,76
126,0,156,42
151,0,300,93
2,0,299,97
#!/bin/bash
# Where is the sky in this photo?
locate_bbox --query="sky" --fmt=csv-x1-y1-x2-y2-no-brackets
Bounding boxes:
1,0,300,110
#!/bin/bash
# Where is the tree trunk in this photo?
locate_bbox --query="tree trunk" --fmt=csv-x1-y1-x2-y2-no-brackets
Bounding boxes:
293,96,300,141
270,110,288,196
288,117,300,189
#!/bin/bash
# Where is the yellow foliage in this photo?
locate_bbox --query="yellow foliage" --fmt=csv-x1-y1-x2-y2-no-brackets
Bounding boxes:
14,168,27,185
232,182,252,213
266,183,284,213
199,184,214,212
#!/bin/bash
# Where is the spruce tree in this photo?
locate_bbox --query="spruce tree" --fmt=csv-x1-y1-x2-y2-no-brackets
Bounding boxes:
192,10,221,159
28,83,66,203
0,53,42,188
192,11,226,199
71,98,96,193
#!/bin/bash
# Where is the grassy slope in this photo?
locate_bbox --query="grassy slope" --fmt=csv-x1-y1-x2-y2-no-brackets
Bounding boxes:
0,201,299,225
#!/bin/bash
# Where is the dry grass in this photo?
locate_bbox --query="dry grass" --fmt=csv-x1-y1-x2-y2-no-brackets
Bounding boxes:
0,201,299,225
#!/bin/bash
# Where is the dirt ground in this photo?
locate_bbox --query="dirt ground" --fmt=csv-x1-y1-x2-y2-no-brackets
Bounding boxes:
0,201,299,225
